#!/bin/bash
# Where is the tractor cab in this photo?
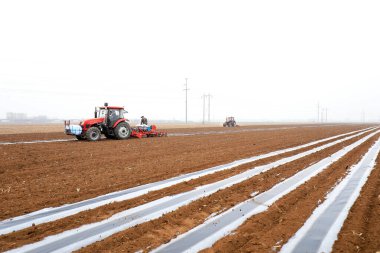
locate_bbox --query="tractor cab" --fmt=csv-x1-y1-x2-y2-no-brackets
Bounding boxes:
94,105,127,128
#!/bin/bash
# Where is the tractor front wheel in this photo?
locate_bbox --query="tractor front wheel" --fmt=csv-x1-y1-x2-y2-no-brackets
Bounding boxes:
114,122,131,140
86,127,101,141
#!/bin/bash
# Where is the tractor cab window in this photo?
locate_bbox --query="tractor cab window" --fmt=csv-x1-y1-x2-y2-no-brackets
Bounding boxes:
121,110,127,119
108,109,120,123
107,109,122,126
98,109,107,118
108,109,120,120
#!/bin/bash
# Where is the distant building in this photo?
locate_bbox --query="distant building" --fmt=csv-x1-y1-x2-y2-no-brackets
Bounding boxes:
5,112,51,123
32,115,48,122
6,112,27,121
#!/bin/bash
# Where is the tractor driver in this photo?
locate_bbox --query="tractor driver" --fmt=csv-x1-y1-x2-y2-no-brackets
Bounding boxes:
140,116,148,125
109,110,118,124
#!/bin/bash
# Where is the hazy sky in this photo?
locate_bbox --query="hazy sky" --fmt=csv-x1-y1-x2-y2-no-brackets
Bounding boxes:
1,0,379,122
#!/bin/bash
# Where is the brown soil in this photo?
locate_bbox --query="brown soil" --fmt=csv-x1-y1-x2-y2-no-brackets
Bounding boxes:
0,124,239,141
0,125,376,252
0,131,365,251
332,154,380,253
0,124,294,141
0,124,64,135
71,132,378,253
0,123,339,135
0,122,244,135
0,124,359,142
0,125,366,221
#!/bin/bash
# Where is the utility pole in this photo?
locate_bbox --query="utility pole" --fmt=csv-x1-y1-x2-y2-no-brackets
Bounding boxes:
184,78,189,124
317,102,320,123
321,109,324,123
325,108,328,123
207,93,211,122
201,94,206,124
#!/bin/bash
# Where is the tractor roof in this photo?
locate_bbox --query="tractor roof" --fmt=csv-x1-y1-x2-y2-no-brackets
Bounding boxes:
99,106,125,110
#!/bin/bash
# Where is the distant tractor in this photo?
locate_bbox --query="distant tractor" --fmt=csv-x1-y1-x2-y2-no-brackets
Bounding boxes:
223,117,237,127
64,103,166,141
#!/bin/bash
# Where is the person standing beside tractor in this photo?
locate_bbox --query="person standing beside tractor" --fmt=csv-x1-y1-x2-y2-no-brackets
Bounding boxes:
140,116,148,125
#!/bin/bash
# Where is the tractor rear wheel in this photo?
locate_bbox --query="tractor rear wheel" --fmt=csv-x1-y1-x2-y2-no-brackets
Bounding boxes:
114,122,131,140
86,127,101,141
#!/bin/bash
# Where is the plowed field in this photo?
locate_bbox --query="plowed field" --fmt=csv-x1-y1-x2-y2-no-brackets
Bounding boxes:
0,124,379,253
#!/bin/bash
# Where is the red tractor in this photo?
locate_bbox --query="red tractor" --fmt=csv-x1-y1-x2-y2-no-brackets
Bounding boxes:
64,103,166,141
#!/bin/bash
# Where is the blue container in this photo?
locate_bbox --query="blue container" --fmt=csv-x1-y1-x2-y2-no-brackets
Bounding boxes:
69,125,82,135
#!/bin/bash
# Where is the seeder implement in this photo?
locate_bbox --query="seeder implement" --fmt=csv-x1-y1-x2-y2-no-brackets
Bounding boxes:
131,125,167,139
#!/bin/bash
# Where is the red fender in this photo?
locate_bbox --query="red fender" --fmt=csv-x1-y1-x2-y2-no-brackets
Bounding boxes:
112,119,127,128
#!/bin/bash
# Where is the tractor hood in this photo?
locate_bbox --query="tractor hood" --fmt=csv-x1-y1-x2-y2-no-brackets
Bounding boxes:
81,117,104,127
